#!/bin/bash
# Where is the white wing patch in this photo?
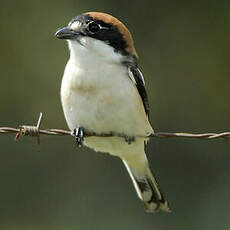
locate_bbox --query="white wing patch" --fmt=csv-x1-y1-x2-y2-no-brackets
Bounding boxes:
128,67,145,85
128,67,137,84
136,68,145,85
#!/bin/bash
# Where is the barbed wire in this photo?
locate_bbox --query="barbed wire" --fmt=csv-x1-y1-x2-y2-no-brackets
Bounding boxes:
1,113,230,149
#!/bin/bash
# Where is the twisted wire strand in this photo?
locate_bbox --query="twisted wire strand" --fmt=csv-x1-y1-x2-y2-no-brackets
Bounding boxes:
1,126,230,139
1,113,230,141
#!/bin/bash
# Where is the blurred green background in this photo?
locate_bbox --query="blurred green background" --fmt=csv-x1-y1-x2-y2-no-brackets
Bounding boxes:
0,0,230,229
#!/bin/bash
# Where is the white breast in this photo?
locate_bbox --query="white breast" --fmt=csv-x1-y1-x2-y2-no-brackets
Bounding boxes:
61,38,153,155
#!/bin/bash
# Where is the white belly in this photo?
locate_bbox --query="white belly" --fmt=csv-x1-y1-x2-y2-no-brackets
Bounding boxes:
61,59,153,156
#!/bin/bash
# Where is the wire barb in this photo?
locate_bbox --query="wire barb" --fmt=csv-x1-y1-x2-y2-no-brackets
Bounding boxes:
14,113,43,151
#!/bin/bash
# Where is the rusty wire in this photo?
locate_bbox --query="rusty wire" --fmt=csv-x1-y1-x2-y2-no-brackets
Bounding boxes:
1,113,230,148
1,127,230,139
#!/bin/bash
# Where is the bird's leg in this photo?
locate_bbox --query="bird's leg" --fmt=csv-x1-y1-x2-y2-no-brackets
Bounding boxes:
125,136,136,144
71,127,84,147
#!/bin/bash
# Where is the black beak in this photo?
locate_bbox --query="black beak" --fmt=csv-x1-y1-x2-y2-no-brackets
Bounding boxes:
55,27,80,39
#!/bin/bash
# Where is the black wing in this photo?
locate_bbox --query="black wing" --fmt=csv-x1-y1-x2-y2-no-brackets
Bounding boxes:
128,66,150,117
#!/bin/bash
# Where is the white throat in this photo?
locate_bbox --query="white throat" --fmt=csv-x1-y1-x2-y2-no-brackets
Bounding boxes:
67,37,123,68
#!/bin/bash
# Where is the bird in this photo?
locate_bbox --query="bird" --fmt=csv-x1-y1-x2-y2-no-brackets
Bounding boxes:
55,12,171,213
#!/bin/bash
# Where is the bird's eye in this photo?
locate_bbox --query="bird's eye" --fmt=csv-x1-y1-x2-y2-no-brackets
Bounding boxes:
87,22,100,33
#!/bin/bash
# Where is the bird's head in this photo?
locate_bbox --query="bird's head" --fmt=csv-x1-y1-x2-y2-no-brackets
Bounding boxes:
55,12,137,63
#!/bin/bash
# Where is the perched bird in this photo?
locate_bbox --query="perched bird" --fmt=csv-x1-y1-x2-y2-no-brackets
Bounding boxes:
55,12,171,213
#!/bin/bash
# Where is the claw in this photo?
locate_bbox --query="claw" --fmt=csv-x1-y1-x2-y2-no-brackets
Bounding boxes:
71,127,84,147
125,136,136,144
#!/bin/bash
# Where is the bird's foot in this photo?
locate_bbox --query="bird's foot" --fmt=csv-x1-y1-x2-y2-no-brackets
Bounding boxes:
125,136,136,144
71,127,84,147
